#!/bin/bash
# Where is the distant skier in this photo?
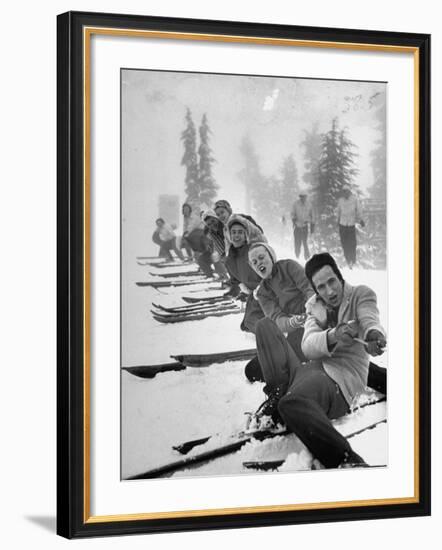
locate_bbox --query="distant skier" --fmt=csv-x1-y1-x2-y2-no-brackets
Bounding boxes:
181,202,203,259
291,192,315,261
336,186,365,268
250,252,387,468
154,218,184,261
182,227,215,278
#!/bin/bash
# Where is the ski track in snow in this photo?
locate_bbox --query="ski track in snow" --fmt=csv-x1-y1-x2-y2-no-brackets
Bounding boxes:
122,252,388,480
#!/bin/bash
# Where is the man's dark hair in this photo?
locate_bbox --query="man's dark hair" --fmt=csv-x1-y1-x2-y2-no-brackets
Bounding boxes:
305,253,344,292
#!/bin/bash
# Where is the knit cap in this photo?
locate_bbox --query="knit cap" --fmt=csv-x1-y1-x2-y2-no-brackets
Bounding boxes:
214,199,233,215
202,209,218,223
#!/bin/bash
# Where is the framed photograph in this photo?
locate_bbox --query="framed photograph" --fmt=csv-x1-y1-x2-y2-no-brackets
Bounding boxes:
57,11,431,538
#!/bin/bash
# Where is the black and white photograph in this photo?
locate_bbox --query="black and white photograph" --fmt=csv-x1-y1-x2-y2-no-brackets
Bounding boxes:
121,69,388,480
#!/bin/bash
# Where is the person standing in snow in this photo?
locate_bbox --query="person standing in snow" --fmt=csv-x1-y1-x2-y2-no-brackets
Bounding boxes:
251,252,387,468
154,218,185,261
181,202,203,259
336,186,365,268
291,192,315,261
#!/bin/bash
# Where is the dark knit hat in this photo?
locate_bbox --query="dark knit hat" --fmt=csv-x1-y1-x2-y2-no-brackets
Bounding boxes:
304,253,344,291
248,242,277,264
214,199,233,215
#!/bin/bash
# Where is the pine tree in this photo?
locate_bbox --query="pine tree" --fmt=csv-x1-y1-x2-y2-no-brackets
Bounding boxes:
180,108,199,204
313,118,359,253
198,114,218,206
368,95,386,201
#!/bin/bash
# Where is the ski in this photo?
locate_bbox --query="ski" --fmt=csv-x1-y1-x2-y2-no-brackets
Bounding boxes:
128,400,386,479
127,427,285,480
174,396,386,454
122,347,257,378
145,261,196,268
182,295,229,304
136,279,219,289
122,362,186,379
148,270,203,279
171,348,256,367
151,302,236,315
242,418,387,471
152,307,241,323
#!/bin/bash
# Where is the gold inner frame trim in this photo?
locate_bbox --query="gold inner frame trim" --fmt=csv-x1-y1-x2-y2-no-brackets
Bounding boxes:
82,26,421,524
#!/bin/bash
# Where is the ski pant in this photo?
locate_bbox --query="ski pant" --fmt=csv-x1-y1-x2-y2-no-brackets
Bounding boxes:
180,235,193,259
255,317,351,468
240,294,265,334
194,251,214,278
339,224,357,266
161,238,185,261
294,225,310,260
245,324,387,395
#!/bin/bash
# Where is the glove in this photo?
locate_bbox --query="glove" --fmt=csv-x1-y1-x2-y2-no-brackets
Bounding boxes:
359,220,365,228
334,320,358,346
310,223,315,234
288,314,307,329
365,330,387,356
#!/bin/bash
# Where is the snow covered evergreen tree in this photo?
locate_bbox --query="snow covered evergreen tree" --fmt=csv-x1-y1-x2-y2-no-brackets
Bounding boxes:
198,114,218,206
368,94,386,201
180,108,200,204
313,118,359,252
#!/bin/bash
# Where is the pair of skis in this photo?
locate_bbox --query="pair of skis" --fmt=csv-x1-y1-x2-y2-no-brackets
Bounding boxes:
151,301,241,323
122,348,257,378
127,397,386,479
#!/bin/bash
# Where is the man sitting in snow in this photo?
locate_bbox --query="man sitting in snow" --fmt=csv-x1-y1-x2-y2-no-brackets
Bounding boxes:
253,252,387,468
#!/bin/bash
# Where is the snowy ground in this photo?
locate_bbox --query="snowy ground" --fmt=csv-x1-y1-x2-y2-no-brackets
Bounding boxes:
121,251,388,480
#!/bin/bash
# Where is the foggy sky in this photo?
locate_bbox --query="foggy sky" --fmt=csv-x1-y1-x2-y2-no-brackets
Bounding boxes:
121,69,385,255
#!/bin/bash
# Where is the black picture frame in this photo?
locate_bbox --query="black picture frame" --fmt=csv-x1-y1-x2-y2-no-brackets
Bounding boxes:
57,10,431,539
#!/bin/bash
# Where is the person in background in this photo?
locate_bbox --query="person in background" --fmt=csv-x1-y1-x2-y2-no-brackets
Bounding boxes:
336,186,365,269
200,210,229,280
182,227,215,278
291,192,315,261
154,218,184,261
251,252,386,468
181,203,203,260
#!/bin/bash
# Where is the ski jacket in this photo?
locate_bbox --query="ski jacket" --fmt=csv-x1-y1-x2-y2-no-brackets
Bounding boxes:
301,283,386,406
255,259,314,333
184,228,211,253
225,243,262,292
336,195,363,227
158,223,176,242
291,200,315,228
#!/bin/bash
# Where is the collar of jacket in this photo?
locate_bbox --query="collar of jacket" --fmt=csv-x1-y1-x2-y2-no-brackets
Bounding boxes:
308,281,354,318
